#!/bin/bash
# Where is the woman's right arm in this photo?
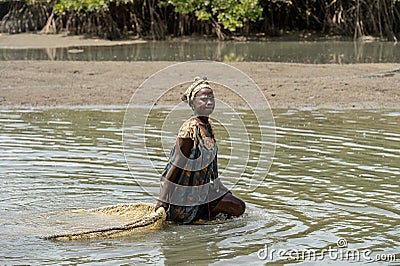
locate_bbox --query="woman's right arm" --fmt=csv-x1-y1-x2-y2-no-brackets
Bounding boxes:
156,137,194,210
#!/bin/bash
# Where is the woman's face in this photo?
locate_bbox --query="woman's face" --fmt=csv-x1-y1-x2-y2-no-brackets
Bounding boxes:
192,88,215,116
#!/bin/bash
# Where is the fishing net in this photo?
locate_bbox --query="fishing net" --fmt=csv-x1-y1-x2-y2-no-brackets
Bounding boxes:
43,203,166,241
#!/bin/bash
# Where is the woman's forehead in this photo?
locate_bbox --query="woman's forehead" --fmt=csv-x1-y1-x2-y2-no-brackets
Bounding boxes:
196,88,214,96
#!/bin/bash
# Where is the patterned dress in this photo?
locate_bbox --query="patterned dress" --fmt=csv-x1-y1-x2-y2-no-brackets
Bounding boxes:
161,116,220,224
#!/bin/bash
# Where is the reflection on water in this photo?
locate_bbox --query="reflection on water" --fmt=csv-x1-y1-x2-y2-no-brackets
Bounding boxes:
0,108,399,265
1,41,400,63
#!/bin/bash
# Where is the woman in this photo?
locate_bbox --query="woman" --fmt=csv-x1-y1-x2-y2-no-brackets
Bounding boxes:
155,77,245,224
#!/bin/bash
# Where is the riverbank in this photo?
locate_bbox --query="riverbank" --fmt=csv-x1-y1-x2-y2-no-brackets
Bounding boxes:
1,60,399,109
0,33,146,49
0,32,351,49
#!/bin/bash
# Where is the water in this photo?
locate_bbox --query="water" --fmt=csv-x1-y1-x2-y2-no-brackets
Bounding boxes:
0,107,399,265
1,41,400,63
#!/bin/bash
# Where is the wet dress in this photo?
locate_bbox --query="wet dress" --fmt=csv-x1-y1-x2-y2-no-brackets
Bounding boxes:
161,116,228,224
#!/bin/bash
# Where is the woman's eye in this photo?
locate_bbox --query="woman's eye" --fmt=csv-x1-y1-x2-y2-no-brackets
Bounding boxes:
200,97,214,102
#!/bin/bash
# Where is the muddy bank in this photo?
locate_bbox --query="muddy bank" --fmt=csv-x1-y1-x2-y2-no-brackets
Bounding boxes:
1,61,399,109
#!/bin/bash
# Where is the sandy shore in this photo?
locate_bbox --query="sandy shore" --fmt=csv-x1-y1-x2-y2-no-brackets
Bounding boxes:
1,60,400,109
1,34,400,109
0,33,146,49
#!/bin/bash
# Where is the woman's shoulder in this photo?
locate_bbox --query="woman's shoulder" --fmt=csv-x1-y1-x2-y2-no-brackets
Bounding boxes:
179,117,200,131
177,117,199,140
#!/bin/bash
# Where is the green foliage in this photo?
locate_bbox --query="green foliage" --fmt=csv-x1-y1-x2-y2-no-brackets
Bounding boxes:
54,0,107,13
53,0,135,13
25,0,53,3
162,0,263,32
4,0,400,40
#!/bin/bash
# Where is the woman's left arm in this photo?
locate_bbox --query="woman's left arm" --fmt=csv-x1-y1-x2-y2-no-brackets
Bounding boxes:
213,153,229,192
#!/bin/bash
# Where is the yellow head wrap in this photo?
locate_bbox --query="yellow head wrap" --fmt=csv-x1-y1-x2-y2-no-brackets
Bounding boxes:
183,77,212,103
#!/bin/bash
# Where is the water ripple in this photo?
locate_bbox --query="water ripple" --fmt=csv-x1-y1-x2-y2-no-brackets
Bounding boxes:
0,108,399,265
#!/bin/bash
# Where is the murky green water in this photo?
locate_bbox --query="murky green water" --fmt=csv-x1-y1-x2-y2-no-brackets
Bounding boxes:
0,108,399,265
1,41,400,63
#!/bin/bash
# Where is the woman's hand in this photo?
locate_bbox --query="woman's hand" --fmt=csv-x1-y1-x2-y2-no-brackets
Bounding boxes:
155,200,169,211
